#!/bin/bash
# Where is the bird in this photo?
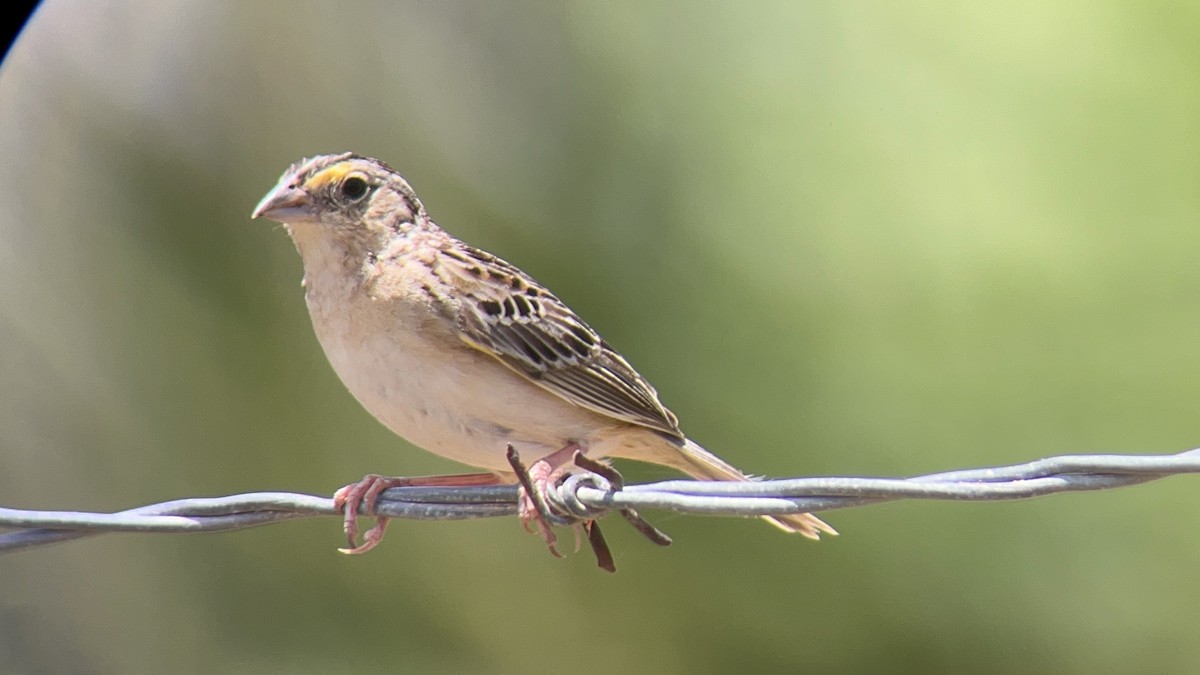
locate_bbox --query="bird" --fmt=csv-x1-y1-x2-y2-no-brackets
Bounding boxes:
251,152,835,556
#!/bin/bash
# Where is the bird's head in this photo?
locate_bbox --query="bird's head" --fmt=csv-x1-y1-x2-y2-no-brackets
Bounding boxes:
251,153,426,241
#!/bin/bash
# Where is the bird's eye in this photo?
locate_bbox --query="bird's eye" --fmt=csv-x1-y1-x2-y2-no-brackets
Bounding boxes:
340,175,370,202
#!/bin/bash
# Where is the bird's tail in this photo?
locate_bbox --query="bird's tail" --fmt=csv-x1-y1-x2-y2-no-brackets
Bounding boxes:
675,439,836,540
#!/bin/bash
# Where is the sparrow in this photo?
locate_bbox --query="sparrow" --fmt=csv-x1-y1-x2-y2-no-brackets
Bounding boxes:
251,152,834,556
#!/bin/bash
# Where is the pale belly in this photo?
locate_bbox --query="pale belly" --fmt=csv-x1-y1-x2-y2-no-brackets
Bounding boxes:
308,292,603,473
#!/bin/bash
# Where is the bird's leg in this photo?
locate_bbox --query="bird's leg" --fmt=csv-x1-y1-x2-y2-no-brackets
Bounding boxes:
333,472,503,554
506,447,666,572
505,443,583,559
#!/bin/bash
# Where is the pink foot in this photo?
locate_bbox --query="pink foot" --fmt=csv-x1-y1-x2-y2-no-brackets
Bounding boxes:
333,472,502,554
506,445,667,572
507,444,583,557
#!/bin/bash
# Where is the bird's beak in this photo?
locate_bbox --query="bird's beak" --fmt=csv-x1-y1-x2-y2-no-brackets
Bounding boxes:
251,182,312,221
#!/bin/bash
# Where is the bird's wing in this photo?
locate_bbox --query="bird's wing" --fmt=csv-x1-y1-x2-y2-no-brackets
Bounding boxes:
435,244,684,440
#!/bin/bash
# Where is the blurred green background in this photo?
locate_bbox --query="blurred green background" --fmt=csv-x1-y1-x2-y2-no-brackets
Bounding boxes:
2,1,1199,673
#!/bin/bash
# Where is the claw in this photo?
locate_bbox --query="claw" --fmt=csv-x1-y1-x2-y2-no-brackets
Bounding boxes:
332,472,502,554
508,444,660,572
507,445,562,556
339,516,390,555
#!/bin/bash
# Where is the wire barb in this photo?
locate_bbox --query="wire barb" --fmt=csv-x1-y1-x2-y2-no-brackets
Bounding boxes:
2,449,1198,555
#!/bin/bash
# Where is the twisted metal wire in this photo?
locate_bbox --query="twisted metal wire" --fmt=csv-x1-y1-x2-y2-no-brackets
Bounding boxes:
3,448,1198,553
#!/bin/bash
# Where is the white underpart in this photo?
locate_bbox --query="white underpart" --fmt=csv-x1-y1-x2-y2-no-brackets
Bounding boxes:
291,222,612,473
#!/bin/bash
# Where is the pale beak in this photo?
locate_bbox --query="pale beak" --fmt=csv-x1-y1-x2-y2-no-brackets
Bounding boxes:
251,182,312,221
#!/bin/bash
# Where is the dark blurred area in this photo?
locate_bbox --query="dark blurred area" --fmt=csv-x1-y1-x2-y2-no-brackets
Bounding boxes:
2,2,1199,673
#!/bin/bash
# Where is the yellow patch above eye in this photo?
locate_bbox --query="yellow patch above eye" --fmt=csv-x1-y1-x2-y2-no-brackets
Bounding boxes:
306,164,359,190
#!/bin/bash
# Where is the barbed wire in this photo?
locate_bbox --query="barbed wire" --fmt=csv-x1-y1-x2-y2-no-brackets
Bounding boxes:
3,448,1198,555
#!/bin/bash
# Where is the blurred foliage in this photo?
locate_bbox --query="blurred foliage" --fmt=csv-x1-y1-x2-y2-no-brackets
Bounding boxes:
2,1,1199,673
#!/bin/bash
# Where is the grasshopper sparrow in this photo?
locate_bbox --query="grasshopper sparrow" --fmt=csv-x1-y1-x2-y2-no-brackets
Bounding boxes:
252,153,835,556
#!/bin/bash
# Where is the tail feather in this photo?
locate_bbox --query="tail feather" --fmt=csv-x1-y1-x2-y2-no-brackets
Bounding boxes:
675,439,836,540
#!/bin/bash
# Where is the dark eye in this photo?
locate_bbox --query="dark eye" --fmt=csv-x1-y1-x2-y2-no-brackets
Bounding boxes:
340,175,369,201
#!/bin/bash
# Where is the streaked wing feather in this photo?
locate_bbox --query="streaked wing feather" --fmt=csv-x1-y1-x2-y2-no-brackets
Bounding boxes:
437,244,683,439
